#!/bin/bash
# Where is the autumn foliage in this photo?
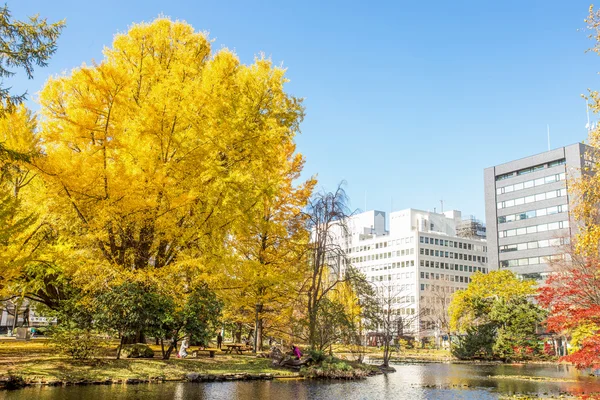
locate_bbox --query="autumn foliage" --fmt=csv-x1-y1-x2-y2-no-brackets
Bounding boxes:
534,4,600,370
538,257,600,369
0,15,322,354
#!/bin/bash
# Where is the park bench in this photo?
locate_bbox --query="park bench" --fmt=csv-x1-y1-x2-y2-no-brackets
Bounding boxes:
191,348,218,358
223,343,253,354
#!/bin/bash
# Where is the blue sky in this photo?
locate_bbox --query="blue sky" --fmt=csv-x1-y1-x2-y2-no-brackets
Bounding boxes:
10,0,600,223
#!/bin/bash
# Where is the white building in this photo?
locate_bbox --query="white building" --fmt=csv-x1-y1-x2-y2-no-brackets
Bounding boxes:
338,208,488,340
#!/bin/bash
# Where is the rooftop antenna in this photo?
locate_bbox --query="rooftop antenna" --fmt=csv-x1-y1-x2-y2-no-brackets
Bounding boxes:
547,124,551,151
585,100,596,134
440,200,444,213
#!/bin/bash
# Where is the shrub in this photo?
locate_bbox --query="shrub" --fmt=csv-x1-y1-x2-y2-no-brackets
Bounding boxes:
308,349,326,363
49,326,106,360
122,343,154,358
300,359,361,379
451,324,495,360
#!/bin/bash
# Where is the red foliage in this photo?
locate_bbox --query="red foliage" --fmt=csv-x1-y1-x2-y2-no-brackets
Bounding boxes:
543,342,555,356
537,258,600,369
562,335,600,370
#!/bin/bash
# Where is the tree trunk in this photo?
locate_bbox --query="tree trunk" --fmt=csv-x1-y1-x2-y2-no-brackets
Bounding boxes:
164,343,175,360
253,304,263,353
255,317,263,353
235,322,242,343
160,338,165,359
308,298,317,350
382,336,390,368
11,303,18,332
116,336,125,359
122,331,145,345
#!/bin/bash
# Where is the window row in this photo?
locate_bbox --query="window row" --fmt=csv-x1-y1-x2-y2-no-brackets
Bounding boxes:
420,284,463,293
499,220,569,238
496,172,566,195
419,260,488,273
370,265,416,274
390,296,415,304
392,308,415,315
499,237,570,253
420,271,473,283
351,249,415,263
348,237,415,253
419,236,486,252
500,254,566,268
420,248,487,263
498,203,568,224
497,188,567,209
369,275,416,283
495,159,565,181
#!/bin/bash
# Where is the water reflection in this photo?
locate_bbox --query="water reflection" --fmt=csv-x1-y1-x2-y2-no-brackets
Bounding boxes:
1,363,599,400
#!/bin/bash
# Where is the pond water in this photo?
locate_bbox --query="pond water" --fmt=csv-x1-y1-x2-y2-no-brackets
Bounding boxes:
1,363,599,399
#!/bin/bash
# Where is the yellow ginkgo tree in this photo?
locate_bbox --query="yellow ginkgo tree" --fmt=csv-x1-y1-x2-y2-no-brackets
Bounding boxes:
220,142,316,351
35,17,306,340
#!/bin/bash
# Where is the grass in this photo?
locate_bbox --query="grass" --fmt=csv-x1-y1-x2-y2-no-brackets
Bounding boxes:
0,338,296,384
331,344,454,362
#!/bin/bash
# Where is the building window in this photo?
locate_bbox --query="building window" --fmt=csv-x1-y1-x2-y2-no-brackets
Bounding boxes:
548,158,566,168
497,188,567,209
517,163,545,176
496,172,514,181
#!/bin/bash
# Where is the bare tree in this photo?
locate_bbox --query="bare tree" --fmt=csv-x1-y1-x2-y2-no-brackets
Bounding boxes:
420,288,454,349
304,183,355,350
373,281,419,368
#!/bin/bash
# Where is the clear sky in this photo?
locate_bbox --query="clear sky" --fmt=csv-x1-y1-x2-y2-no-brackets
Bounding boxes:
10,0,600,224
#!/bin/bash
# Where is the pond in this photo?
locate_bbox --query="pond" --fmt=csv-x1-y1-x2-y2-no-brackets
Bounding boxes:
1,363,599,399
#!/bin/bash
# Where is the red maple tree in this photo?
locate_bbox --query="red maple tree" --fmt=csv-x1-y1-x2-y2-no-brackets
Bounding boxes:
537,255,600,369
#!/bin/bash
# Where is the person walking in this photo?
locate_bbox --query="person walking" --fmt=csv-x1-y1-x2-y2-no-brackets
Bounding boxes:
217,332,223,349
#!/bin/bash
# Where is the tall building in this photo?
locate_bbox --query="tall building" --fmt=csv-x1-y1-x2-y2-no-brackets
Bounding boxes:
484,143,594,280
337,208,488,340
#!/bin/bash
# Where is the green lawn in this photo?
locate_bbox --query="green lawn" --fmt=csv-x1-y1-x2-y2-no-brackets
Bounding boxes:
0,339,296,384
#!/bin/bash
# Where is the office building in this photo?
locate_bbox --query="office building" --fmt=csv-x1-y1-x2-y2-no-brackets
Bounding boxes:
484,143,594,280
334,208,488,340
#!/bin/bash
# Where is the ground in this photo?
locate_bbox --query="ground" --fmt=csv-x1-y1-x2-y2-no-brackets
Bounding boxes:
332,344,454,363
0,338,296,384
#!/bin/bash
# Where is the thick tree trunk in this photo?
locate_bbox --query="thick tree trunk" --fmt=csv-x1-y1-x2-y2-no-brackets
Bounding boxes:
253,304,262,353
255,317,263,353
235,323,242,343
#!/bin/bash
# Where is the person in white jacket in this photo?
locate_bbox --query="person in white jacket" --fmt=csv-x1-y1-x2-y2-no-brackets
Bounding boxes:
178,338,189,358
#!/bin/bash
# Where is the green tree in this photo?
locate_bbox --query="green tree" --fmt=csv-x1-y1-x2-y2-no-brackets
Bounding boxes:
160,283,222,359
449,270,536,332
449,270,545,361
0,4,64,309
0,5,64,114
491,298,546,361
94,281,172,359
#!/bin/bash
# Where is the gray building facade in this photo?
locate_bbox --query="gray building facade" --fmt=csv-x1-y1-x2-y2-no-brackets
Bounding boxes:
484,143,593,280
